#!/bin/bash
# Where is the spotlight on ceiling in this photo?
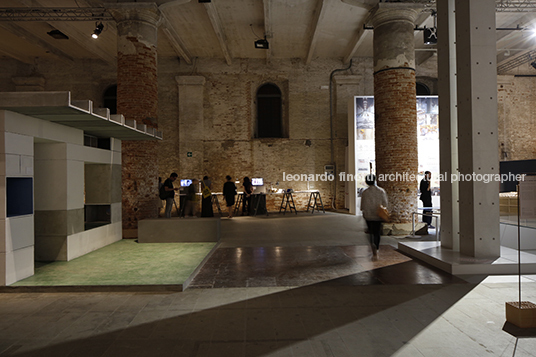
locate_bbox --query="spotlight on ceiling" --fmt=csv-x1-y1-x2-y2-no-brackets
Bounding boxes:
531,61,536,70
254,36,269,49
92,22,104,39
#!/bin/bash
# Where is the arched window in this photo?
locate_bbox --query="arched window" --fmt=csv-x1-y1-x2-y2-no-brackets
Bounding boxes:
416,82,431,95
103,85,117,115
256,83,283,138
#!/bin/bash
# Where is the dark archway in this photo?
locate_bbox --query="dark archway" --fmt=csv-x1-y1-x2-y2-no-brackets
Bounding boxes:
416,82,431,95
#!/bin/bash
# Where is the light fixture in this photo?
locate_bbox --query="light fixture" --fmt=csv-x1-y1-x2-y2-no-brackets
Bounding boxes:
250,24,269,50
254,36,269,49
92,22,104,39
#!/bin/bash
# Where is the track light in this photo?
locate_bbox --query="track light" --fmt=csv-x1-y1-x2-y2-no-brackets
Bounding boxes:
92,22,104,39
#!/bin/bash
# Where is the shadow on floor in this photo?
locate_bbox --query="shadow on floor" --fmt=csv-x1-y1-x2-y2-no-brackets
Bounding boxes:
4,263,476,357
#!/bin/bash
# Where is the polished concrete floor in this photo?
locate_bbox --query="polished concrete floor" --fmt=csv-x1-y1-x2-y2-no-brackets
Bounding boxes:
1,212,536,356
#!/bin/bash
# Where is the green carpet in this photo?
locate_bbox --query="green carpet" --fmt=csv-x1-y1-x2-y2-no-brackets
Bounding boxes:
12,240,216,286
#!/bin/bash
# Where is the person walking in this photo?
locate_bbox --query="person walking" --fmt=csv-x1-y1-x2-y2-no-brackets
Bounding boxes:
360,174,388,259
223,175,237,219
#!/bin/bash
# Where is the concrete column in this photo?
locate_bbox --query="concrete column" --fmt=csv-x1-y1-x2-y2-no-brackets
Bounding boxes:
455,0,500,258
371,4,420,223
176,76,206,179
437,0,460,251
108,3,160,235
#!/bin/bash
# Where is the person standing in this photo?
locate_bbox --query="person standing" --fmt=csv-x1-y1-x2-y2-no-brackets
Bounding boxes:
223,175,237,219
360,174,388,259
242,177,253,215
184,178,199,218
420,171,433,228
201,175,214,217
163,173,179,218
157,177,164,216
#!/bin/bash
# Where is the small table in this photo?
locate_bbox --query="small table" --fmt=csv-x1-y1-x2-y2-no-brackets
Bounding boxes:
305,190,325,214
279,192,297,215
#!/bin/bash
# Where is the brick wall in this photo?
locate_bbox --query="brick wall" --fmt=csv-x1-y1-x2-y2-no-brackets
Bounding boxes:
374,68,418,223
117,39,159,229
497,75,536,161
157,57,374,212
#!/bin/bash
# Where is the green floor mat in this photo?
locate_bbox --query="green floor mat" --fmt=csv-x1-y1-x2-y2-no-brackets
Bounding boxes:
12,240,216,286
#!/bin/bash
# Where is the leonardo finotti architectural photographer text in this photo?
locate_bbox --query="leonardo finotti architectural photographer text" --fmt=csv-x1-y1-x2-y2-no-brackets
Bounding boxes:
282,172,525,183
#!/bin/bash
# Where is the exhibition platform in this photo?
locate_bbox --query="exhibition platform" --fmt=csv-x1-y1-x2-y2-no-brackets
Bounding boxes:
399,241,536,276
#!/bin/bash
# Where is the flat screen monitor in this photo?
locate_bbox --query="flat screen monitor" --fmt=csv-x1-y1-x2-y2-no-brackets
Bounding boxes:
252,178,263,186
180,179,192,187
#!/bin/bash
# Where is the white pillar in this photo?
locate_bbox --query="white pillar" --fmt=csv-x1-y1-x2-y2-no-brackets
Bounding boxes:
437,0,459,251
455,0,500,258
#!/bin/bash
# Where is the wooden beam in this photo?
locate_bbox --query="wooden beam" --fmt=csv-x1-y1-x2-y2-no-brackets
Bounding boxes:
263,0,273,64
204,2,232,65
17,0,116,65
0,22,74,63
48,21,116,65
161,14,192,65
343,25,366,64
0,48,33,64
340,0,377,10
306,0,328,65
417,51,436,66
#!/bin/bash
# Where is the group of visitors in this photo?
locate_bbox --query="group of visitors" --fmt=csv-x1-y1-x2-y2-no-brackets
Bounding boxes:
160,170,433,260
159,173,256,219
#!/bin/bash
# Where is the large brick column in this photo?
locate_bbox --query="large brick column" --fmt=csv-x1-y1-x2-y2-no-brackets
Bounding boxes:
371,4,420,223
108,4,160,235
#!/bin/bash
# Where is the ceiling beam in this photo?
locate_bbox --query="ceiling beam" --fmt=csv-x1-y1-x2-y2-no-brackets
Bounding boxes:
263,0,273,64
306,0,329,65
47,21,116,65
15,0,116,65
340,0,377,10
343,25,366,64
160,14,192,65
0,22,74,63
416,51,436,66
0,47,33,64
203,2,232,65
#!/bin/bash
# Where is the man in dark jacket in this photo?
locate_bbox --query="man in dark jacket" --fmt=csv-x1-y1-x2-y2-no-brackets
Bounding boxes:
419,171,433,227
163,173,178,218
